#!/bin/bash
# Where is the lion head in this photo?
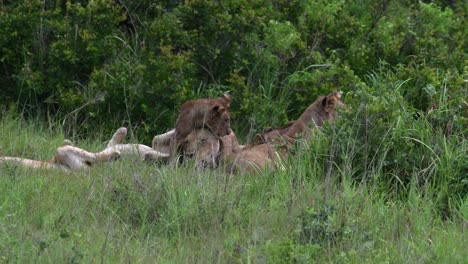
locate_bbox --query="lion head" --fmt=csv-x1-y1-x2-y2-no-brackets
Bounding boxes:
182,128,220,169
175,94,232,140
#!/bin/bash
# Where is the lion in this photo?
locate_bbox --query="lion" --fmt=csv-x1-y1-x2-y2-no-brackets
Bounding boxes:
181,128,221,169
149,92,344,174
0,140,120,171
255,91,345,144
227,142,288,175
105,127,170,161
179,127,286,174
0,127,169,171
151,126,242,168
175,94,231,141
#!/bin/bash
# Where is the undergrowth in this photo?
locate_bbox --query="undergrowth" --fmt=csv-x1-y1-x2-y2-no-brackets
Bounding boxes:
0,94,466,263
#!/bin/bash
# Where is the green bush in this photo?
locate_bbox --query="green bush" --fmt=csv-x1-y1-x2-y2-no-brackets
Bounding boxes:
0,0,465,140
323,67,467,215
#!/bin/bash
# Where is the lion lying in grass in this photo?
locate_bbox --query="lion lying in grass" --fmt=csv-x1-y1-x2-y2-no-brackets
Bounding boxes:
105,127,170,161
0,140,120,171
255,91,345,144
176,128,285,174
153,127,243,169
226,142,288,174
151,94,233,164
178,91,345,174
0,127,169,171
1,92,343,173
181,128,221,169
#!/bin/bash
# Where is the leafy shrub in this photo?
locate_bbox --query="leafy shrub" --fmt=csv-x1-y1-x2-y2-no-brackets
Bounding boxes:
0,0,465,142
323,67,466,214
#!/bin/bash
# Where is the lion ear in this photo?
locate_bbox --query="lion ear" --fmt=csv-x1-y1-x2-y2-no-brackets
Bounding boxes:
223,93,231,102
211,105,225,113
222,93,231,107
335,91,342,99
322,96,329,107
254,134,265,144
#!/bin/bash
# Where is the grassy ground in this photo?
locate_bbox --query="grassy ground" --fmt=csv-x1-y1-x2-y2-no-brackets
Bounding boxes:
0,115,466,263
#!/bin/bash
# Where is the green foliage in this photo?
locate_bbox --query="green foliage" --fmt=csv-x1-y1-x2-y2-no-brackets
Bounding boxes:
0,0,123,112
296,204,342,245
323,66,467,215
0,116,467,262
265,239,320,263
1,0,465,138
0,0,466,236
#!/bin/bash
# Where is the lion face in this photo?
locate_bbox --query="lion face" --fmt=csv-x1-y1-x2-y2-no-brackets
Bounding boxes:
183,128,220,168
175,94,232,140
206,105,231,138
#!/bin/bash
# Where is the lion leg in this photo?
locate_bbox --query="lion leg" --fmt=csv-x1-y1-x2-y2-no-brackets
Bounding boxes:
102,144,169,161
94,148,121,163
107,127,128,147
0,156,56,169
54,145,119,170
152,129,175,155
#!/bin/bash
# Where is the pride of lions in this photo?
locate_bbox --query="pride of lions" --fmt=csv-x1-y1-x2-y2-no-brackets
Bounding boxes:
0,91,344,174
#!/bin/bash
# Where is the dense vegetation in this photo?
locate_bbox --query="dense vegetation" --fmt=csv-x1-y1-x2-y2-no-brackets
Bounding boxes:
1,0,465,135
0,0,466,262
0,114,467,263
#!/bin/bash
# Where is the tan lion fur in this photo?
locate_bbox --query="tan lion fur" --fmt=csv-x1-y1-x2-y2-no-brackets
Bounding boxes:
180,91,345,174
180,128,285,174
181,128,221,169
0,142,120,171
227,142,288,175
0,127,169,171
152,129,175,155
255,91,345,144
105,127,169,161
254,120,295,145
175,94,231,141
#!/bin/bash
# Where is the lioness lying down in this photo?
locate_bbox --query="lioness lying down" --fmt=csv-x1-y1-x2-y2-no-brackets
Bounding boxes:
152,127,245,169
227,142,288,174
178,128,285,174
0,127,169,171
105,127,170,161
0,141,120,170
181,128,221,169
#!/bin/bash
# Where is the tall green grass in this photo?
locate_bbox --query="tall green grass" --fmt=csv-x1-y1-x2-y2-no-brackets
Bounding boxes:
1,104,466,263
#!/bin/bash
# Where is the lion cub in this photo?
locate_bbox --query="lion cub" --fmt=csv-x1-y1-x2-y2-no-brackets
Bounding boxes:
175,94,231,141
255,91,345,144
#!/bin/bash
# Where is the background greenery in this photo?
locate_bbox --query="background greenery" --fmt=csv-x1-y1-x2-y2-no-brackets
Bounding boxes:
0,0,466,262
1,0,465,138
